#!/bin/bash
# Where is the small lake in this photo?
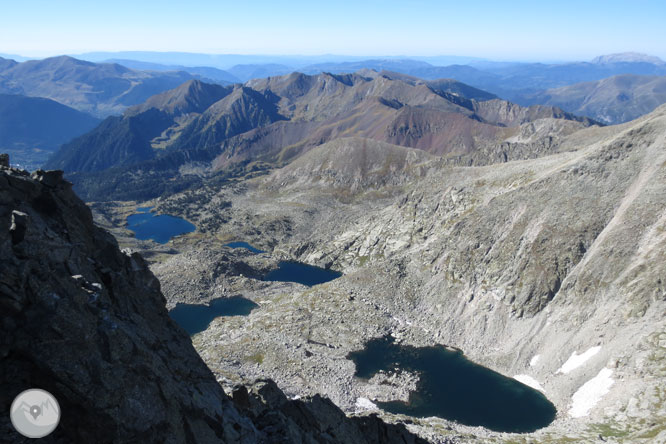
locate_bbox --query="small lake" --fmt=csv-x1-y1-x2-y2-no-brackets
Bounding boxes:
263,261,342,287
169,296,259,335
225,241,265,254
348,336,556,433
126,206,196,244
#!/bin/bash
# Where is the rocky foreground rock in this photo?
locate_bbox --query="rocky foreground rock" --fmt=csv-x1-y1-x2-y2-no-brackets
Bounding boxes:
0,160,427,443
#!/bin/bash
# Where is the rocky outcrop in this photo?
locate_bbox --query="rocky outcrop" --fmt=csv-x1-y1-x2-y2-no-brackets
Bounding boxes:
0,162,255,443
0,158,425,443
233,380,428,444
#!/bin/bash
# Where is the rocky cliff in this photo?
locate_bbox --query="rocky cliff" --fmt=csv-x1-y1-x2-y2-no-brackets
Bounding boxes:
0,158,426,443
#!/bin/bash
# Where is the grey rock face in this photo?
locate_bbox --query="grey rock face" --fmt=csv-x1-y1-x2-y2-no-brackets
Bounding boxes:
0,167,257,443
9,210,28,244
234,380,427,444
30,169,64,188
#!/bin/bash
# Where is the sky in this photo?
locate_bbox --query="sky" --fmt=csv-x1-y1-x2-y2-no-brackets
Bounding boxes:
1,0,665,62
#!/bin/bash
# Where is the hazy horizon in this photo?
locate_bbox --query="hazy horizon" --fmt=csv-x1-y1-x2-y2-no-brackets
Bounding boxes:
2,0,666,62
1,50,664,68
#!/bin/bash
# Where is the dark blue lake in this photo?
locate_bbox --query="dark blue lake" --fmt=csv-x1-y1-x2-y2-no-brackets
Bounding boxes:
169,296,259,335
225,241,265,254
348,336,556,433
263,261,342,287
126,206,196,244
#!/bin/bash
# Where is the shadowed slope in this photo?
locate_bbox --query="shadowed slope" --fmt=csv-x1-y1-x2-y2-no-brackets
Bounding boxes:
0,94,99,150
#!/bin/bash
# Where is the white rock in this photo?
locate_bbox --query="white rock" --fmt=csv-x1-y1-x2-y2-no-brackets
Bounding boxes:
355,397,379,411
557,346,601,374
513,374,545,392
569,368,614,418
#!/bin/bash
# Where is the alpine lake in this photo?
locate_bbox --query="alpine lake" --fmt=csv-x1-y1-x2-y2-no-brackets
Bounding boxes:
126,206,196,244
127,211,552,433
166,241,342,335
348,336,556,433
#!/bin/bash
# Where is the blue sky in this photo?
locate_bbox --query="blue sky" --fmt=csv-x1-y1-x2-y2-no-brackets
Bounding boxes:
2,0,665,61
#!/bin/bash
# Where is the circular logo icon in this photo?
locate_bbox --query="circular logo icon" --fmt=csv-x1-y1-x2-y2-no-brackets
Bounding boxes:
10,389,60,438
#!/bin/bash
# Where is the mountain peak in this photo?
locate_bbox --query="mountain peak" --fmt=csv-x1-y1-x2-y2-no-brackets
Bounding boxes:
38,55,97,68
127,79,230,116
591,52,665,65
0,56,18,71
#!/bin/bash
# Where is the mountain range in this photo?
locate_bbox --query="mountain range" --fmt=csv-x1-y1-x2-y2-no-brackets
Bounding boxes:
289,53,666,105
79,52,666,124
102,58,240,84
0,55,220,118
76,51,484,70
45,71,597,201
88,50,666,89
2,51,665,177
523,74,666,124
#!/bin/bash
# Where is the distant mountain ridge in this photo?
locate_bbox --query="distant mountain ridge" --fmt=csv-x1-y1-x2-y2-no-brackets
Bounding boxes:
0,57,17,71
127,52,666,101
525,74,666,124
0,55,218,117
228,64,295,81
103,58,240,83
4,51,666,109
75,51,485,70
591,52,665,65
206,55,666,111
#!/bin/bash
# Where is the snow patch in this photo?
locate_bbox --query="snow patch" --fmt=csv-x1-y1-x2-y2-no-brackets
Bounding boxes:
530,355,541,367
514,374,545,392
557,346,601,374
355,397,379,411
569,368,614,418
